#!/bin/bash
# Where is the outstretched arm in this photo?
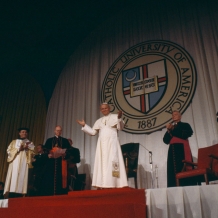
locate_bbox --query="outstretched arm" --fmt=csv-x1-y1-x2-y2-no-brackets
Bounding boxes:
76,119,86,127
77,119,98,136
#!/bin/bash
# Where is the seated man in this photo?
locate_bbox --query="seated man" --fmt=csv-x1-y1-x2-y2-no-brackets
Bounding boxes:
67,139,81,190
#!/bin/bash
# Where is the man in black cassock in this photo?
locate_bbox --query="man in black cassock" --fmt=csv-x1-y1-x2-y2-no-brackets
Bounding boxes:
42,125,71,195
163,110,193,187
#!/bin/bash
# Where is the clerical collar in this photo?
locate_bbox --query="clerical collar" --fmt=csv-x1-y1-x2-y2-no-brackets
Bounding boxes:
173,121,181,124
104,113,111,117
55,135,60,138
172,121,181,126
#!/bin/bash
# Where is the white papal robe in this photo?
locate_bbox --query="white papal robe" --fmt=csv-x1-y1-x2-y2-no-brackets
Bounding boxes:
82,113,128,188
4,139,35,195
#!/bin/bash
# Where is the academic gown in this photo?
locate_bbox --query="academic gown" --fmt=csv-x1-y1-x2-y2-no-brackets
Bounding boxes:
66,147,81,190
66,147,80,176
4,139,35,195
42,136,71,195
32,152,48,194
163,121,193,187
82,113,128,188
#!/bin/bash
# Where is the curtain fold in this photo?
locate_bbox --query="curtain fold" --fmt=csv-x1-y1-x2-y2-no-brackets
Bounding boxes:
45,1,218,188
0,72,46,182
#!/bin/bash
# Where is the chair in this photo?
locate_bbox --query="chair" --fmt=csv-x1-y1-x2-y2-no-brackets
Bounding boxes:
121,143,139,188
176,144,218,186
69,173,86,191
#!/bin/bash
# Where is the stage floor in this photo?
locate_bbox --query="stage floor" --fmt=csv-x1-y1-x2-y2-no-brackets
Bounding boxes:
0,188,146,218
2,184,218,218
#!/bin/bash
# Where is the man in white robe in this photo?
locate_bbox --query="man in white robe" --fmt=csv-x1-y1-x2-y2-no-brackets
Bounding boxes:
77,103,128,188
4,127,35,197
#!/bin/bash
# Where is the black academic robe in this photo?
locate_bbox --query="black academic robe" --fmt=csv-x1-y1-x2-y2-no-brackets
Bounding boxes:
163,121,194,187
66,147,81,190
0,190,4,199
32,153,48,195
41,136,71,195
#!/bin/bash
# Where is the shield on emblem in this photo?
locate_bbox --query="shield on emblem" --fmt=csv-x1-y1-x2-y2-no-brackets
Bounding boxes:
122,59,167,114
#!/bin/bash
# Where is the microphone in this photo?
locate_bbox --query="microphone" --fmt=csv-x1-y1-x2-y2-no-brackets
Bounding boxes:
149,151,152,164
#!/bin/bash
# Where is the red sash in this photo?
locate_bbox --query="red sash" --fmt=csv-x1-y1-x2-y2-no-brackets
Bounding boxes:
51,147,67,188
170,137,192,170
62,159,67,188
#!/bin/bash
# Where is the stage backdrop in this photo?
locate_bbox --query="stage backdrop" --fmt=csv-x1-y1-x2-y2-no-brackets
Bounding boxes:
0,72,47,183
44,1,218,189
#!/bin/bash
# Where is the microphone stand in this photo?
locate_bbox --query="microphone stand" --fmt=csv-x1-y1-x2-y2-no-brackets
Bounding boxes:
140,143,154,189
155,164,159,188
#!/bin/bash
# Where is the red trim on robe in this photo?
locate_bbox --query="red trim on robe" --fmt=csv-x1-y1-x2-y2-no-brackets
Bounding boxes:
51,147,67,188
170,136,192,170
62,159,67,188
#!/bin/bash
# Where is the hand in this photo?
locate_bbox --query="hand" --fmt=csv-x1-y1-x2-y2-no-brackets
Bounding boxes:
26,141,32,146
76,119,86,127
24,141,32,150
117,111,123,119
19,144,25,151
48,154,52,158
166,123,173,131
24,144,29,150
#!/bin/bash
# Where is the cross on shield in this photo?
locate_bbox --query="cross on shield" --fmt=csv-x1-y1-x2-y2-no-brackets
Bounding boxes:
122,59,167,114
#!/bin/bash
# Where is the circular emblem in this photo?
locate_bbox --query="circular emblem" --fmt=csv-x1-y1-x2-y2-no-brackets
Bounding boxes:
101,40,197,134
